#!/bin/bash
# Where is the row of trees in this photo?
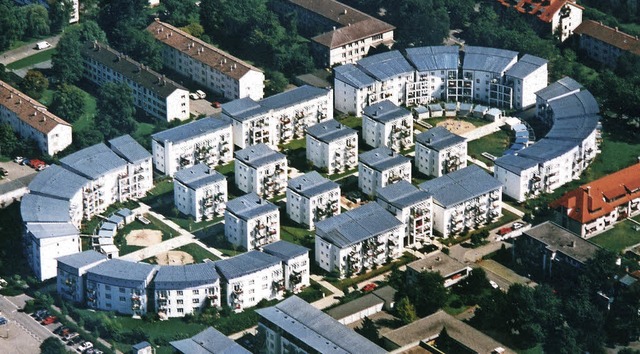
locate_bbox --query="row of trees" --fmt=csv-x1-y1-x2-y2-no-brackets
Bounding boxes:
0,0,72,51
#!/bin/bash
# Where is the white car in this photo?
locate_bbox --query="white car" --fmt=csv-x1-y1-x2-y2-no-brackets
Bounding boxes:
36,41,51,50
77,341,93,352
196,90,206,99
14,156,24,164
189,92,199,100
489,280,500,289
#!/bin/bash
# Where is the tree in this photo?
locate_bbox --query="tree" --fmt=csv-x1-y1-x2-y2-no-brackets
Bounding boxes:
51,20,107,84
23,4,50,38
264,70,287,96
0,0,24,51
405,271,448,317
395,296,418,325
20,70,48,99
50,84,86,123
181,23,204,38
98,0,148,49
117,29,163,70
356,317,380,344
160,0,199,27
0,124,19,158
48,0,73,34
458,268,490,296
40,337,66,354
96,82,136,139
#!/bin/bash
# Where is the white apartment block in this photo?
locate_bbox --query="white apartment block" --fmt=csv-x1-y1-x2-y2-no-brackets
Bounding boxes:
108,135,154,201
174,164,227,222
81,42,190,122
496,0,583,42
415,127,467,177
234,144,287,198
286,171,340,230
376,181,433,246
85,259,157,316
147,19,265,101
225,193,280,250
222,85,333,149
0,80,72,156
463,46,518,104
262,241,311,294
334,64,378,116
358,147,412,197
57,251,108,304
315,202,404,276
405,46,460,105
151,117,233,176
362,100,413,152
503,54,548,109
419,165,503,238
23,222,80,281
305,119,358,175
154,264,221,318
215,251,284,311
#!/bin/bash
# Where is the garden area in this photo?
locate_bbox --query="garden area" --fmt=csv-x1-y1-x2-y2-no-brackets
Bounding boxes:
590,215,640,253
467,128,512,165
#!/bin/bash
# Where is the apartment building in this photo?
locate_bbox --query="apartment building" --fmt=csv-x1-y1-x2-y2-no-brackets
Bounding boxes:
85,259,158,316
305,119,358,175
503,54,548,109
271,0,395,67
534,76,583,123
170,327,251,354
376,181,433,246
81,42,189,122
405,46,460,105
234,144,287,198
419,165,503,238
222,85,333,149
174,164,227,222
224,193,280,250
256,296,387,354
333,64,378,116
108,135,154,201
56,251,108,304
315,202,404,276
496,0,583,42
415,127,467,177
151,117,233,176
147,19,265,100
23,220,80,281
406,251,472,288
262,241,311,294
286,171,340,229
153,264,221,318
362,100,413,151
358,147,412,197
574,20,640,68
551,163,640,238
0,80,72,155
463,46,518,104
215,251,284,311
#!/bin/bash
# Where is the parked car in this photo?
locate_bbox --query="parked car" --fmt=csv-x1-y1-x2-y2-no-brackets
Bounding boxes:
29,159,46,170
512,222,524,230
36,41,51,50
20,158,30,166
489,280,500,289
362,283,377,292
189,92,199,100
68,336,83,346
212,101,221,108
53,325,68,335
14,156,24,164
0,167,7,178
497,227,512,236
78,341,93,352
196,90,206,99
64,332,79,341
34,309,49,321
0,317,8,326
41,315,57,325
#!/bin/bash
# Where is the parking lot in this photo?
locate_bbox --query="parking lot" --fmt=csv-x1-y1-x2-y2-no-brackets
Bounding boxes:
189,98,221,117
0,161,37,184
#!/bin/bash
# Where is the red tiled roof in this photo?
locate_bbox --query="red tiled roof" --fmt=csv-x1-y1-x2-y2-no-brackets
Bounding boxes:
0,80,71,135
497,0,582,24
574,20,640,55
550,163,640,224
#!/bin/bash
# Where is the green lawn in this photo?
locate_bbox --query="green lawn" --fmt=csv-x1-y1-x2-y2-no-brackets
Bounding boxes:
280,137,306,151
6,49,55,70
175,243,220,262
198,230,244,257
467,129,511,165
337,115,362,129
590,216,640,253
37,84,98,132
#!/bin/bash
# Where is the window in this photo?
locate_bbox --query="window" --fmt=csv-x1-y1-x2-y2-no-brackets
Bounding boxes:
177,290,183,296
262,284,268,290
192,290,199,295
105,294,111,299
192,299,200,304
119,287,125,293
177,300,184,305
119,296,126,302
105,285,111,291
177,308,184,313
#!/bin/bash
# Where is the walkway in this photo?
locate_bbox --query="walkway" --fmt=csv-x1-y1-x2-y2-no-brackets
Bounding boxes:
501,202,525,218
460,119,506,142
0,35,61,66
467,156,493,172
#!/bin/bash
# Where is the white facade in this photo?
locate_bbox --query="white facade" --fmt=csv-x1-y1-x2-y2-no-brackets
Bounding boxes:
25,223,80,281
174,164,227,222
286,172,340,230
234,144,287,198
306,119,358,175
376,181,433,246
262,241,311,294
551,1,583,42
225,193,280,250
57,251,108,304
362,100,413,152
415,127,467,178
358,147,412,197
504,55,549,110
154,265,221,318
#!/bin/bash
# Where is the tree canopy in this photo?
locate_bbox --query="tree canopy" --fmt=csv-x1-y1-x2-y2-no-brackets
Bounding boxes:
50,84,86,123
96,82,137,140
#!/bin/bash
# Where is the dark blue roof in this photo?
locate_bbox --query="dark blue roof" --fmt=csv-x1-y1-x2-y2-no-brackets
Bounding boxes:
170,327,250,354
357,50,414,81
463,46,518,73
262,241,309,261
25,222,79,239
225,192,278,220
405,46,459,72
418,165,502,208
153,263,219,290
506,54,547,79
28,165,88,201
57,250,107,271
376,180,431,209
152,117,231,144
306,119,357,143
416,126,466,151
21,194,71,223
214,251,281,280
108,135,151,163
363,100,411,123
287,171,339,198
359,147,411,172
535,76,582,101
174,163,225,190
86,259,157,287
60,143,127,180
234,144,286,168
334,64,377,89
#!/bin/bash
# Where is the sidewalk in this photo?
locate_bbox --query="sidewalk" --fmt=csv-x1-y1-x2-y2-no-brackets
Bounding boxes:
0,35,61,66
501,202,525,218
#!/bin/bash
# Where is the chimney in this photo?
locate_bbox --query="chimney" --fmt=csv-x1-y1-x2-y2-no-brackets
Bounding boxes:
570,241,576,248
586,186,591,196
343,9,347,15
616,27,619,32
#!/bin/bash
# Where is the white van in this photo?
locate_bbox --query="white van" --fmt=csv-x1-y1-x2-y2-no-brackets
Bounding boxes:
36,41,51,50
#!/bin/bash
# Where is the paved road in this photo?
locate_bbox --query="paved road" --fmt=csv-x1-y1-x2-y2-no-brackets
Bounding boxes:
0,295,56,354
0,35,61,66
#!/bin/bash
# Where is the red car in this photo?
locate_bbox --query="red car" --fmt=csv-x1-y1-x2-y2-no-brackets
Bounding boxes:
497,227,512,236
212,101,221,108
41,315,57,325
29,159,46,170
362,283,377,292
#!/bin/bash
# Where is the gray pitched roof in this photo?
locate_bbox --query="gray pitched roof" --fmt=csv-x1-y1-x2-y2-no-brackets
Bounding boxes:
234,144,286,168
405,45,460,72
535,76,583,101
108,135,151,163
57,250,107,271
315,202,402,248
170,327,250,354
214,250,281,280
225,193,278,221
333,64,376,89
256,296,386,354
415,126,466,151
152,117,231,144
287,171,339,198
493,154,539,174
548,90,599,119
326,293,384,320
305,119,357,143
86,259,157,287
20,194,71,223
358,147,411,172
418,165,502,208
363,100,411,123
506,54,547,79
262,241,309,261
221,97,261,121
174,163,225,190
153,263,219,290
357,50,414,81
462,46,518,73
28,165,88,201
25,222,78,239
376,180,431,210
60,143,127,180
523,222,600,264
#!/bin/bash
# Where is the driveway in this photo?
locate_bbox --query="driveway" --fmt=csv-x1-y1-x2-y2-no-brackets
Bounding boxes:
0,35,61,66
0,295,56,354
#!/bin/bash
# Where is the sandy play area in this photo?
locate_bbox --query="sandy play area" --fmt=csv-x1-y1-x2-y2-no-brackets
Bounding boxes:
125,229,163,247
154,251,194,265
437,119,475,135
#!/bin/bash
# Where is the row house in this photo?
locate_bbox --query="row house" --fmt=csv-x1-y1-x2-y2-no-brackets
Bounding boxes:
56,251,108,304
85,259,157,316
315,202,404,276
81,41,190,122
463,46,518,105
147,19,265,100
234,144,287,198
222,85,333,149
224,193,280,250
415,127,467,178
376,181,433,246
173,164,227,222
306,119,358,175
0,80,72,155
256,296,386,354
286,171,340,230
153,264,221,318
405,46,460,105
496,0,583,42
406,251,472,288
108,135,154,201
262,241,311,294
215,251,284,312
151,117,233,176
574,20,640,68
551,163,640,238
362,100,413,152
171,327,251,354
419,165,503,238
358,147,412,197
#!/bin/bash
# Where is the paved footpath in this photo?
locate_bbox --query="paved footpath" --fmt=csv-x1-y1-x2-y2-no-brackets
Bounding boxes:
0,35,61,66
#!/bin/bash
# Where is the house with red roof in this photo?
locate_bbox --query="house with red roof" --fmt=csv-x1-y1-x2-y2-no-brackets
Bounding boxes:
496,0,583,42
